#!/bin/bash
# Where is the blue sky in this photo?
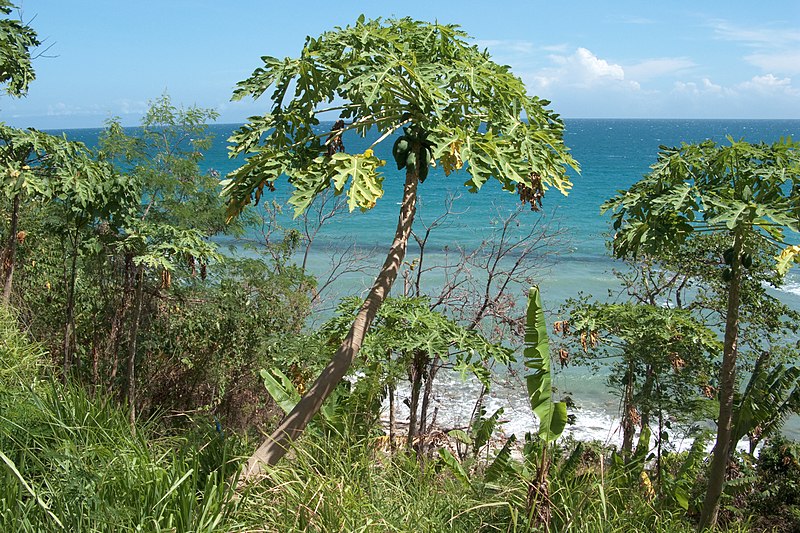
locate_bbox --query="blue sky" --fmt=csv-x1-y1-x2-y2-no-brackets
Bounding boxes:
2,1,799,128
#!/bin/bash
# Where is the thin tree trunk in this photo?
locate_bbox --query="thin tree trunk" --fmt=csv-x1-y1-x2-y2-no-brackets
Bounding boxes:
699,231,744,530
388,382,396,453
63,228,80,380
621,364,636,456
241,159,419,479
1,194,21,305
127,266,145,430
419,354,442,436
407,350,425,449
108,253,135,393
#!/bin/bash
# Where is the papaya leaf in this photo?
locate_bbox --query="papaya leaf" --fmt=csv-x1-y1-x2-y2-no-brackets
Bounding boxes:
328,151,385,212
776,245,800,276
484,434,518,483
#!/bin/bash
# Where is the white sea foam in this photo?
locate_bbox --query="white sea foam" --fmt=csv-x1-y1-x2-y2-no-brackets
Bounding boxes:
778,280,800,297
379,369,701,453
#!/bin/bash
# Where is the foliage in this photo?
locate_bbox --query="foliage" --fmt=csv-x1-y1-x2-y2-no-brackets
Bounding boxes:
602,136,800,528
0,126,132,223
324,295,513,388
562,300,719,447
0,304,44,393
139,256,314,433
732,349,800,454
99,93,233,236
524,286,567,443
603,137,800,274
223,15,576,219
0,0,39,96
0,382,242,532
747,436,800,531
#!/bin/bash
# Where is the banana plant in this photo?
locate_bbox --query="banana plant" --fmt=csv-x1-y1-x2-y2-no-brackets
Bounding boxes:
524,286,567,531
525,286,567,443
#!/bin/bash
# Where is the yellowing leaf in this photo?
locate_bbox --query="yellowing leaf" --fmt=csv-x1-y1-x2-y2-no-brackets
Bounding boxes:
776,245,800,276
440,140,463,176
328,152,385,212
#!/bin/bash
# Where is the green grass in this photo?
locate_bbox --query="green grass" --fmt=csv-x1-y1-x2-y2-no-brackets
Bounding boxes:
0,381,243,532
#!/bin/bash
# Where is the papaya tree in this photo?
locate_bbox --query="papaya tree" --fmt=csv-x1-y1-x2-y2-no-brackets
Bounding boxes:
563,301,719,456
602,137,800,529
0,126,130,308
222,16,577,477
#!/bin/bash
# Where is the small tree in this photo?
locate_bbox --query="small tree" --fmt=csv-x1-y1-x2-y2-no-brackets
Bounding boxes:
603,137,800,529
563,301,719,455
223,16,576,476
0,127,130,307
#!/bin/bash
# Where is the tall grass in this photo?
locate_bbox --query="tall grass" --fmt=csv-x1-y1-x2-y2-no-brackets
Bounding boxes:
0,382,243,532
0,307,243,531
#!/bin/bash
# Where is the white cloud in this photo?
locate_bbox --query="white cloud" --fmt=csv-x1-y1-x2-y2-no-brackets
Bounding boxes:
737,74,799,96
625,58,696,81
710,20,800,77
711,21,800,48
113,99,148,116
744,52,800,75
533,47,637,90
672,77,730,96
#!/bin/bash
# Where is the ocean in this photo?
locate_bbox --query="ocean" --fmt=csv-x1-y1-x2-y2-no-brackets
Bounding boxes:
59,118,800,447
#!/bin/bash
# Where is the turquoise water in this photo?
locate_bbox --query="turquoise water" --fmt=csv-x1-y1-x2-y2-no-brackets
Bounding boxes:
58,119,800,445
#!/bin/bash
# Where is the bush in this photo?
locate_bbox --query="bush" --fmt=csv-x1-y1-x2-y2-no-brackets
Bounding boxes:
748,436,800,532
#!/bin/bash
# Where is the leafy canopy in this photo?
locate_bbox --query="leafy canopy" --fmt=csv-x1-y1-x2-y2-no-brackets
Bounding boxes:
0,125,134,225
323,295,512,388
223,16,577,219
603,137,800,275
0,0,39,97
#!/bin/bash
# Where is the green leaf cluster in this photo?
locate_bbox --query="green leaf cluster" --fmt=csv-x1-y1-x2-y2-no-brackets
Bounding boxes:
323,295,512,388
0,0,39,96
223,16,577,219
1,125,135,225
603,137,800,275
524,287,567,443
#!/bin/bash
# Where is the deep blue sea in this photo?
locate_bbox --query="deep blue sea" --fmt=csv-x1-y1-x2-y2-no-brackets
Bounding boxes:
58,119,800,446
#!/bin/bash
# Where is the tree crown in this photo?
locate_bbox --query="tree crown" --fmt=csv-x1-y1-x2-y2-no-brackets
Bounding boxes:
222,16,577,219
603,137,800,274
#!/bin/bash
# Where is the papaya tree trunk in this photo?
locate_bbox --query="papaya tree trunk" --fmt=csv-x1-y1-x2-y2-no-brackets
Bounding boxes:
242,161,419,479
621,364,636,457
419,354,442,436
1,194,20,305
699,231,744,530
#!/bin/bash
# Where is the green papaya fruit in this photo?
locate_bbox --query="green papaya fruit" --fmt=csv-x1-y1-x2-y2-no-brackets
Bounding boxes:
418,146,431,183
741,252,753,269
405,150,417,176
723,247,735,265
722,268,732,283
393,136,410,170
